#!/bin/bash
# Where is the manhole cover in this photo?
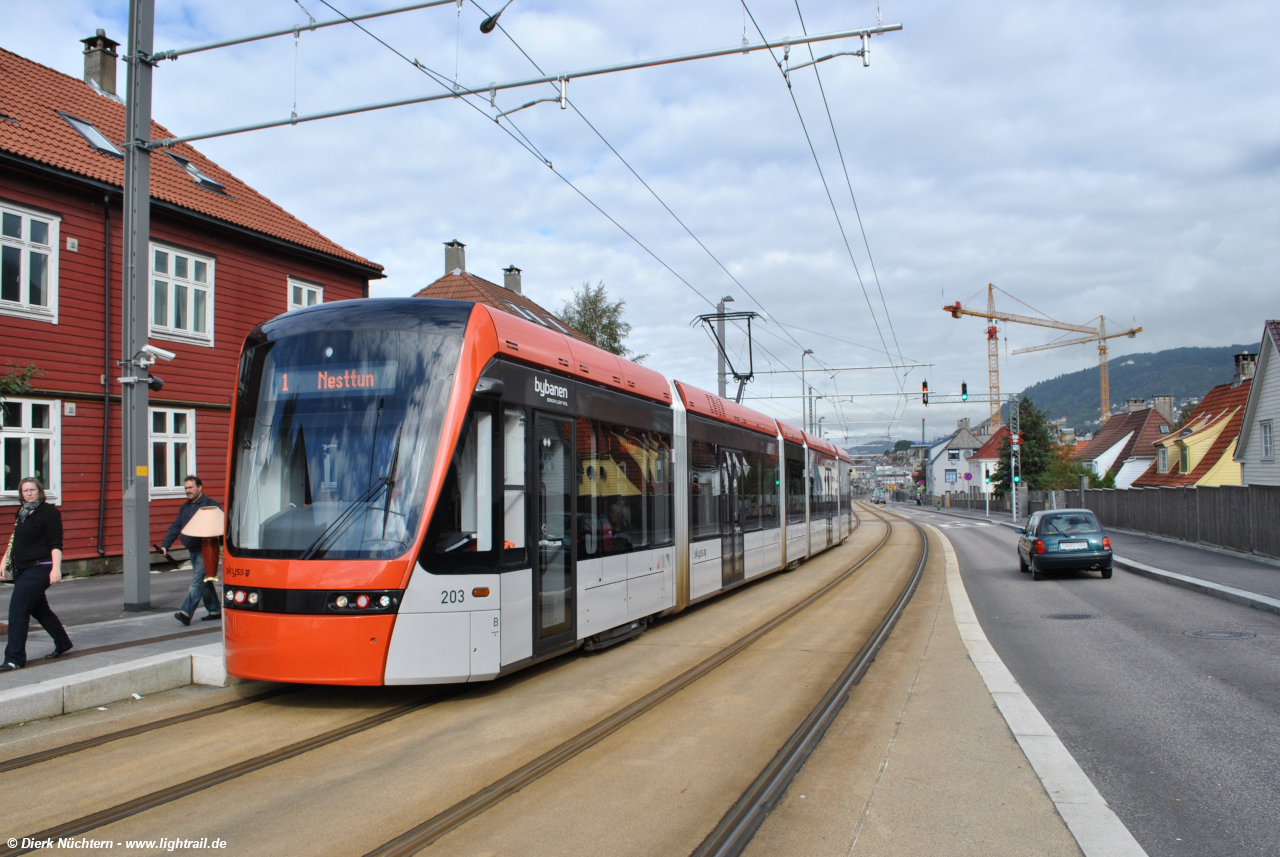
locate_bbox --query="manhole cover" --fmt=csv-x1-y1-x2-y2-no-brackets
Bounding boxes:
1185,630,1255,640
1042,613,1099,620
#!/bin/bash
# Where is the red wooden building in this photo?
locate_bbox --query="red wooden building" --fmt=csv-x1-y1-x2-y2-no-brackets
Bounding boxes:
0,35,382,571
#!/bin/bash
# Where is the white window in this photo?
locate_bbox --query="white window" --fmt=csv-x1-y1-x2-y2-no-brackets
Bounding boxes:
150,243,213,346
1263,420,1274,461
288,278,323,311
1,397,61,504
947,449,961,461
150,407,196,498
0,201,59,324
944,468,958,483
1158,447,1168,473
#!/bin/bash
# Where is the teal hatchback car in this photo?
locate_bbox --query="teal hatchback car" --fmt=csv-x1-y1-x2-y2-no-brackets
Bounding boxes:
1016,509,1112,580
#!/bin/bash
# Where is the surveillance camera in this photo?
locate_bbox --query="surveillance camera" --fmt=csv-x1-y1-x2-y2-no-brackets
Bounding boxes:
141,344,177,362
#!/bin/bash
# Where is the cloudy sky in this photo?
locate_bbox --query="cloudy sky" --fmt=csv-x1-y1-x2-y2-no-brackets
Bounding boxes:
9,0,1278,442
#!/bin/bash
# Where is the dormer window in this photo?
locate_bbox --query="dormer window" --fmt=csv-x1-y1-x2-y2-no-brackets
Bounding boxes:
1159,425,1170,434
57,111,122,157
165,152,225,193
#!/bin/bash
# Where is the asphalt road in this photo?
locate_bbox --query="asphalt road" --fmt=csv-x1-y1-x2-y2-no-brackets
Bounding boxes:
896,505,1280,857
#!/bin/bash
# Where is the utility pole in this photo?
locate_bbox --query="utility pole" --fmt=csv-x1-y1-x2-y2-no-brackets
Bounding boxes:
716,295,733,397
801,349,813,432
121,0,154,611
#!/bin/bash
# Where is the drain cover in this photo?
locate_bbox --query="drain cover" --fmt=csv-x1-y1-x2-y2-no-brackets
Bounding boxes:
1042,613,1099,620
1185,630,1255,640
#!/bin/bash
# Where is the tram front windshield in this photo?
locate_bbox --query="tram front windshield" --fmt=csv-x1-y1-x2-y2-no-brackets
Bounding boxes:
228,328,461,560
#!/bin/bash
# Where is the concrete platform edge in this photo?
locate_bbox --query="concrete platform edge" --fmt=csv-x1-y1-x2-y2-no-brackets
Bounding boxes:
1112,556,1280,617
0,642,236,728
932,524,1149,857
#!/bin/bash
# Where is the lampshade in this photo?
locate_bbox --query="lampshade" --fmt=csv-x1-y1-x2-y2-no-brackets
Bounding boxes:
181,506,225,538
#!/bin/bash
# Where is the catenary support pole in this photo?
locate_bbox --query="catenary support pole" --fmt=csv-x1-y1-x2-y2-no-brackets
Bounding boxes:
121,0,154,610
716,297,727,398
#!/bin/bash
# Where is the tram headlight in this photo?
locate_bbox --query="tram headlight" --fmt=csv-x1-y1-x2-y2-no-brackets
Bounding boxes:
234,590,247,604
226,590,235,603
335,595,349,608
379,595,391,608
248,592,259,605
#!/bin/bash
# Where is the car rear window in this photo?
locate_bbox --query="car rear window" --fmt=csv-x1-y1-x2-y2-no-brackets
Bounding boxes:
1038,513,1102,536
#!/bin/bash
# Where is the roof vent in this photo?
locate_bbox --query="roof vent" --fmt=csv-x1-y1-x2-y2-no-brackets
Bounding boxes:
81,29,119,96
444,240,465,275
503,265,522,295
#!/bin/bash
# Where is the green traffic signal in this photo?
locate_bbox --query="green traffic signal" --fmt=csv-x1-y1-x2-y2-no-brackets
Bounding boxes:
961,381,968,401
1013,474,1021,483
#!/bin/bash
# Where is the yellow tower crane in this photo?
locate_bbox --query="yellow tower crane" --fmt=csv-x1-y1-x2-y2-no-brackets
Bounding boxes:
944,284,1142,429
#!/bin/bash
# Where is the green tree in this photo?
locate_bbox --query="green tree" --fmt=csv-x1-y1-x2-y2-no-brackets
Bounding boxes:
0,362,40,397
1041,443,1113,490
991,397,1057,494
893,439,912,453
558,280,647,363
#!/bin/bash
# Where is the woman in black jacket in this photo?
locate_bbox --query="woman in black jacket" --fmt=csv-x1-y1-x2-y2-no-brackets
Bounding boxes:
2,477,73,670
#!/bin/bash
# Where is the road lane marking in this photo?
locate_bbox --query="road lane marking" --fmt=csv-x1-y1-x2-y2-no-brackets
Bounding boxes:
935,525,1149,857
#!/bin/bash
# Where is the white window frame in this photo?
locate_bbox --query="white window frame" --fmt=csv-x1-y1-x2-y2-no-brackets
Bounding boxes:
1158,447,1168,473
287,277,323,311
0,200,59,324
149,242,214,347
944,468,958,483
1262,420,1274,461
149,407,196,499
0,397,61,505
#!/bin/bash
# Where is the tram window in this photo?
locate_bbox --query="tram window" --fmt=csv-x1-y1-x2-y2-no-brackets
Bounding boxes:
503,409,526,562
785,447,806,525
427,409,498,568
690,440,720,540
577,418,674,556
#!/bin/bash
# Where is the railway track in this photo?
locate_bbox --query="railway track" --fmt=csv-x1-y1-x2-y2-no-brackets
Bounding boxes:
0,506,929,857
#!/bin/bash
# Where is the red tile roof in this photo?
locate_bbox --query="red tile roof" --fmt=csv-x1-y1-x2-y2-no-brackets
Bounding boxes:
0,47,380,272
1070,407,1171,476
413,271,593,344
972,426,1010,459
1132,379,1251,487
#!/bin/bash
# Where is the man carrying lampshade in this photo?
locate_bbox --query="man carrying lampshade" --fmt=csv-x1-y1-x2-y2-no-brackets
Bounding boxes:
160,475,223,625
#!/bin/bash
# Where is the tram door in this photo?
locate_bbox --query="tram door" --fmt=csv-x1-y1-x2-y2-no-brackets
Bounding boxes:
824,466,835,547
721,449,745,586
534,414,575,653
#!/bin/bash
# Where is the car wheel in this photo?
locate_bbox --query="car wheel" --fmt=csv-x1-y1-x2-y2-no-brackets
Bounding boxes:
1032,565,1045,581
1100,564,1113,579
1019,555,1029,573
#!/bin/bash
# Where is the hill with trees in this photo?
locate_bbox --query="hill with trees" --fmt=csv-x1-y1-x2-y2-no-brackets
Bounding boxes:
1010,342,1254,431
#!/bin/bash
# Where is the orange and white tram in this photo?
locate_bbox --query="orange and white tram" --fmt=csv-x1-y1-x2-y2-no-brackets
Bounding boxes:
222,299,852,685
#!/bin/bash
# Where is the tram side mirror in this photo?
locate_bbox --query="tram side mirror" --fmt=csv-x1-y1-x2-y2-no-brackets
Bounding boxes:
474,377,505,397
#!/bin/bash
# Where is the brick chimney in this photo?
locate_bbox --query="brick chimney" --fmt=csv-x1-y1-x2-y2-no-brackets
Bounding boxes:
81,29,120,96
1152,395,1174,424
1126,398,1148,413
444,239,465,275
956,418,970,431
503,265,522,295
1233,352,1257,386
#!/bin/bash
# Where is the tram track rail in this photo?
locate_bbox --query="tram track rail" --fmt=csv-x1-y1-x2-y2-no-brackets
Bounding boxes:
0,686,301,775
1,508,898,857
363,506,915,857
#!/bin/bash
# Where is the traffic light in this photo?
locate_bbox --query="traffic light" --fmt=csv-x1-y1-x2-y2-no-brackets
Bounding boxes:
984,468,990,484
922,380,929,406
1013,473,1021,483
961,381,968,401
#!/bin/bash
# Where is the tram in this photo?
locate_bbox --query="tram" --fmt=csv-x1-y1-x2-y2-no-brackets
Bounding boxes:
222,299,851,685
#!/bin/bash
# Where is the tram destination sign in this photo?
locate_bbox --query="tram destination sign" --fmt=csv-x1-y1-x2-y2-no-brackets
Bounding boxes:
270,362,399,399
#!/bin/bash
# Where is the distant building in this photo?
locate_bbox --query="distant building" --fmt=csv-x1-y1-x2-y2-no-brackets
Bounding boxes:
917,418,984,495
1234,322,1280,485
1070,397,1173,488
968,426,1010,494
413,240,590,342
1133,353,1255,488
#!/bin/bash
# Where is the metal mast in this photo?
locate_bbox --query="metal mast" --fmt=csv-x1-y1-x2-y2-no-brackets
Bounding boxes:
986,284,1000,429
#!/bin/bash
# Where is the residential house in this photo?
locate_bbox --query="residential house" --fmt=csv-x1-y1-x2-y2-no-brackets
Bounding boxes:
1234,321,1280,485
917,418,983,495
412,240,589,342
0,36,382,569
967,425,1010,494
1069,397,1173,489
1133,353,1255,488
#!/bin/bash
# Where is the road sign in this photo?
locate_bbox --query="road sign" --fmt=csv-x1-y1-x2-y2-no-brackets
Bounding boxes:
963,472,972,481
